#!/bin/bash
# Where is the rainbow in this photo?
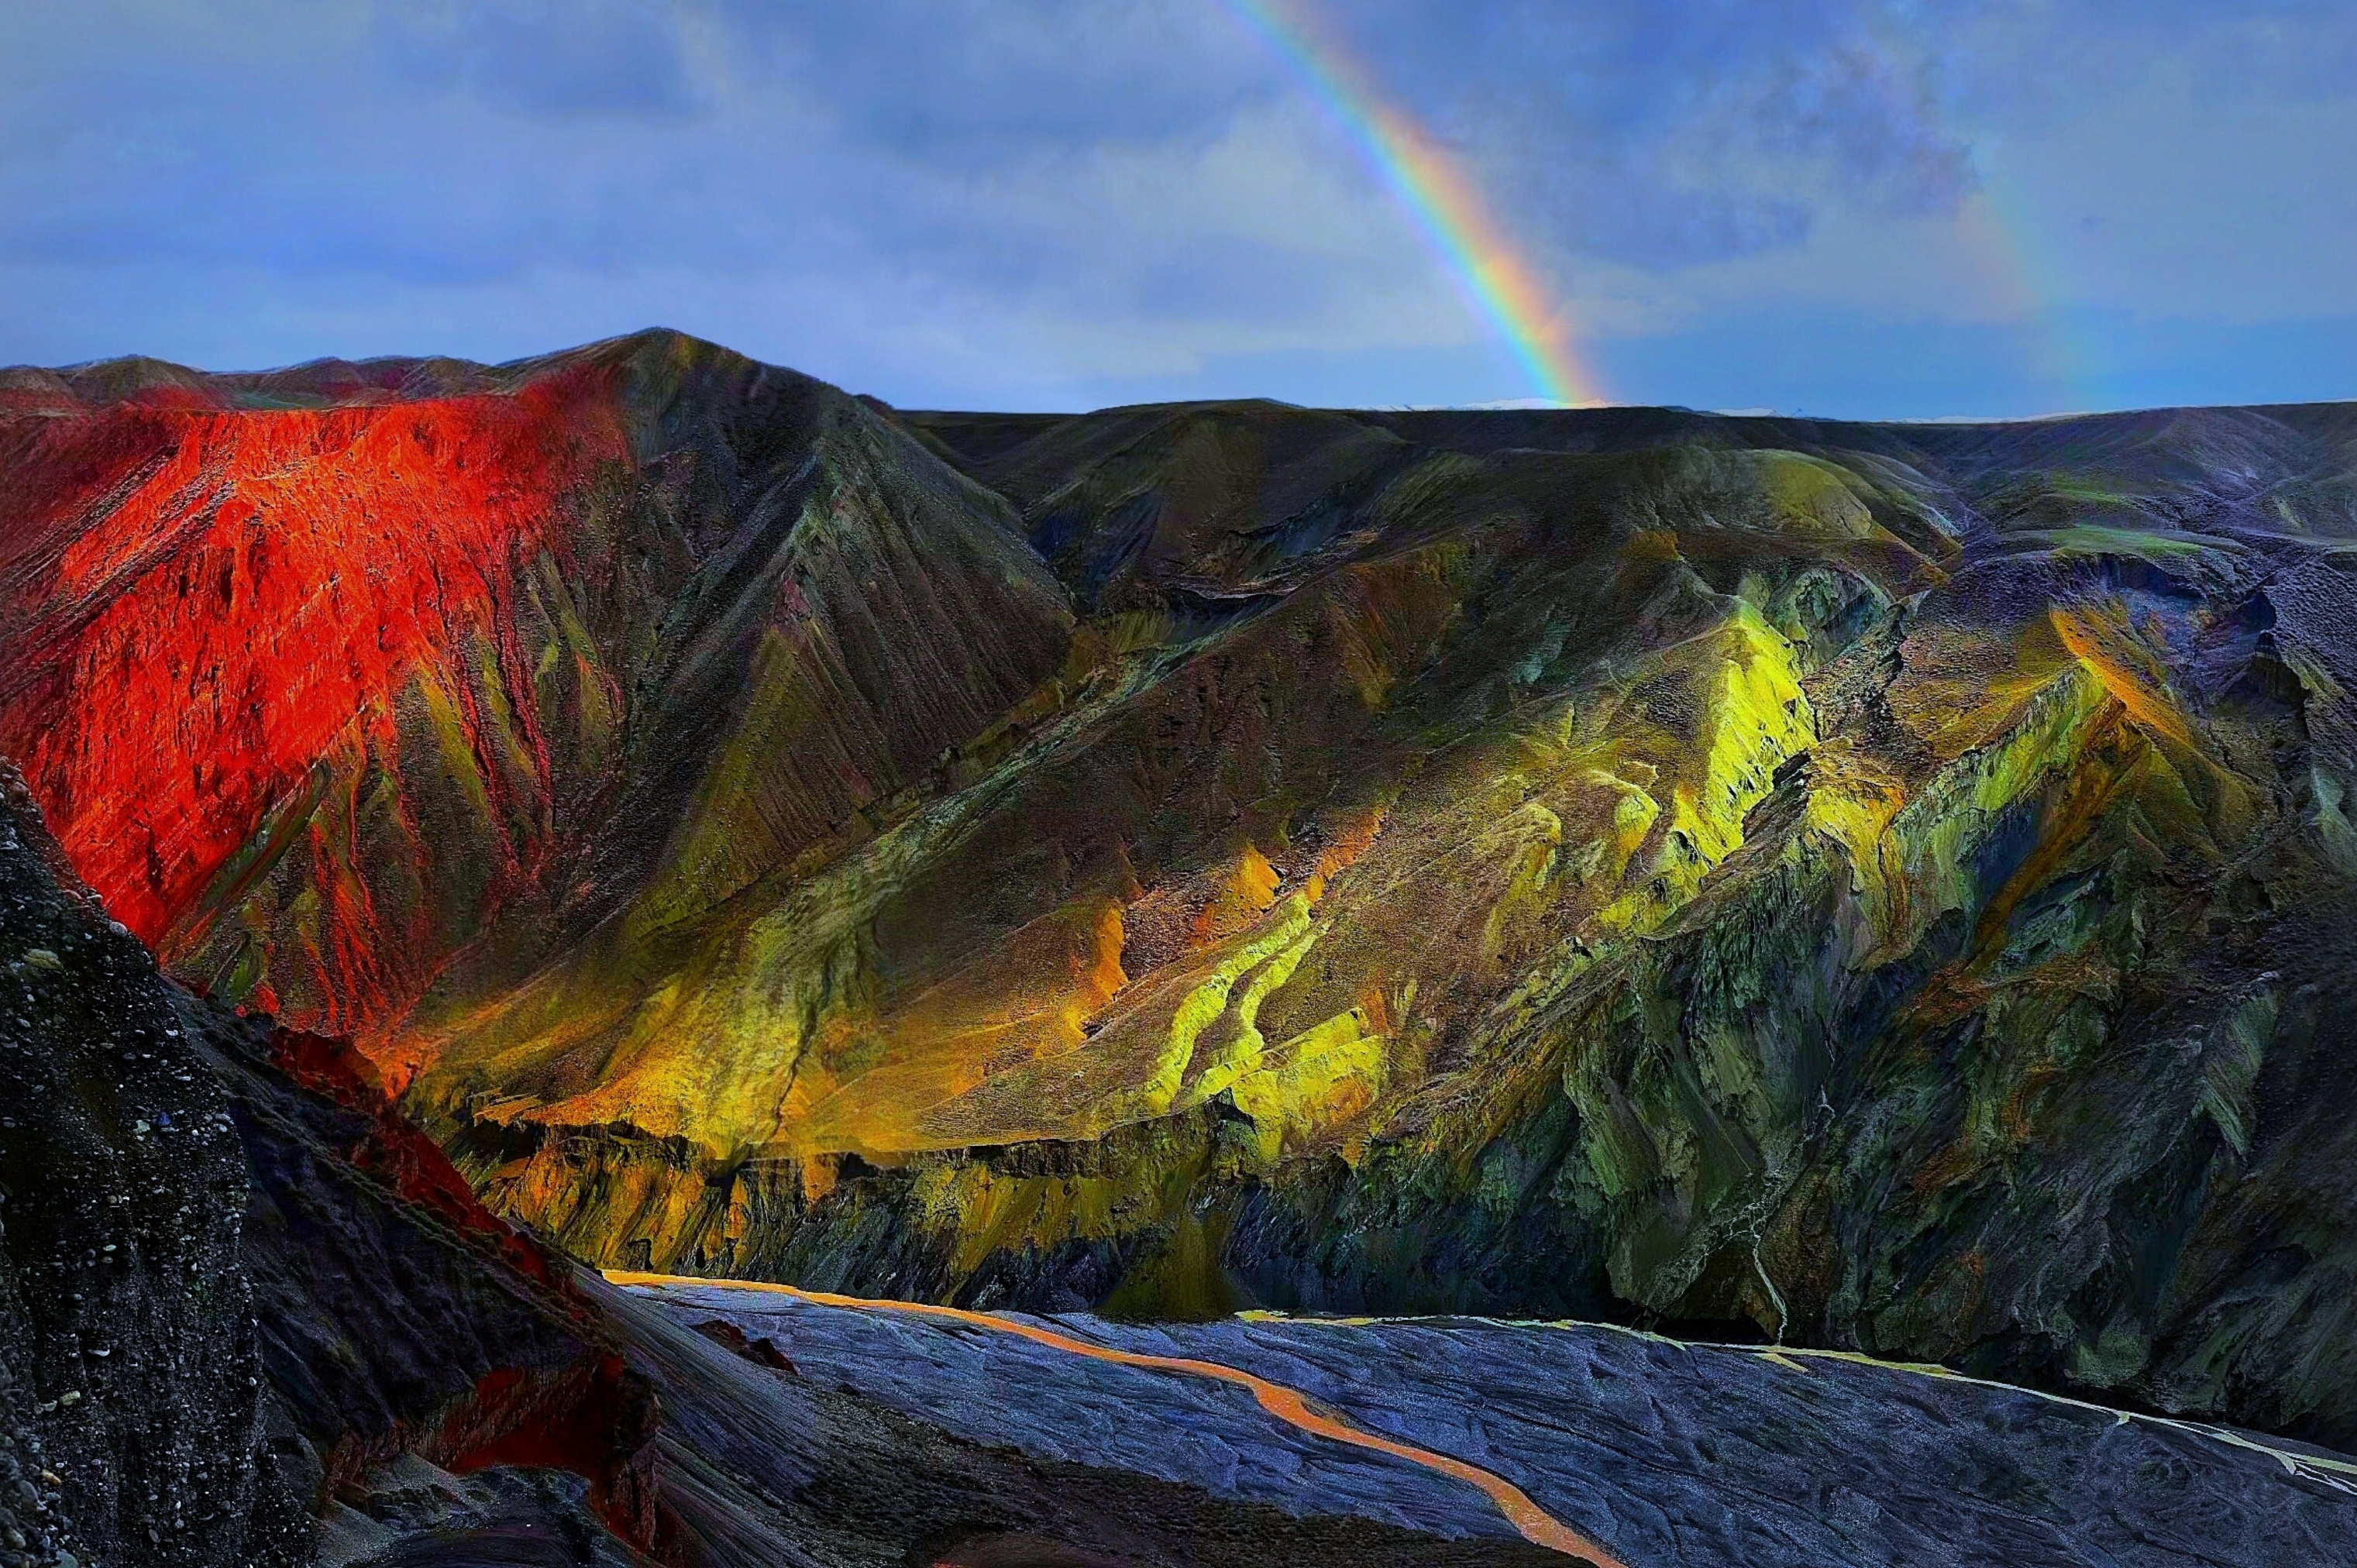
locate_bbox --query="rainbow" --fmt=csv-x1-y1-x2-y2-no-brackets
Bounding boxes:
1840,12,2089,415
1221,0,1608,407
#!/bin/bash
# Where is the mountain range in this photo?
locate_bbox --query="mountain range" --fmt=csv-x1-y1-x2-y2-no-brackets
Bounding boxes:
5,328,2356,1463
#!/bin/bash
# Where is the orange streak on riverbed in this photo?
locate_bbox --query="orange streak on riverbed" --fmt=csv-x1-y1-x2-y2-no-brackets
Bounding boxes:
607,1270,1622,1565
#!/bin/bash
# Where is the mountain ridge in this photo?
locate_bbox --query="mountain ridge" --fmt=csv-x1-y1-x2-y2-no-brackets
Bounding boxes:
6,332,2357,1451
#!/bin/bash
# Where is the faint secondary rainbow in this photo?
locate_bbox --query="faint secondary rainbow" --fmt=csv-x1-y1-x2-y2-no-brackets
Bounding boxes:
1850,12,2092,416
1220,0,1609,407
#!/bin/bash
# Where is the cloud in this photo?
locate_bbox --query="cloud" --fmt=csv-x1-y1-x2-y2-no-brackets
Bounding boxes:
711,0,1273,161
0,0,2354,415
1322,0,1978,269
375,0,704,119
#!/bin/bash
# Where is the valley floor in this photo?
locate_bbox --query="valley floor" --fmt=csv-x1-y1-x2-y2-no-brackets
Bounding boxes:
614,1274,2357,1568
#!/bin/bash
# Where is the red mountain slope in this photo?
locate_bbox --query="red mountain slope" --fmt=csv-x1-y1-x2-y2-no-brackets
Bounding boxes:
0,332,1075,1062
0,364,629,952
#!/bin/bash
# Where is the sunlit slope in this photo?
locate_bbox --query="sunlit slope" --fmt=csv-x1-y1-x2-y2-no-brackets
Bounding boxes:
10,347,2357,1448
409,433,1941,1160
0,330,1072,1064
437,394,2357,1443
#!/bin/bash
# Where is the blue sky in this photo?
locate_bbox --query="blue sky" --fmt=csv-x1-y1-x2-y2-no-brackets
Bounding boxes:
3,1,2354,416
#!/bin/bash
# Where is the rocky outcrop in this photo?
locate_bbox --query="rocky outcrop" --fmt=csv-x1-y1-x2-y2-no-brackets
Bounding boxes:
0,762,311,1568
0,757,659,1566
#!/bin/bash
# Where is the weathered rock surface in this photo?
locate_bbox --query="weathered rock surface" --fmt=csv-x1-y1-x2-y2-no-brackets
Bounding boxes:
0,761,310,1568
598,1273,1579,1568
0,755,672,1566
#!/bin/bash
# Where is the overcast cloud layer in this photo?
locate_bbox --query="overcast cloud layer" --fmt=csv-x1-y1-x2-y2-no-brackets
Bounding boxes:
2,1,2352,415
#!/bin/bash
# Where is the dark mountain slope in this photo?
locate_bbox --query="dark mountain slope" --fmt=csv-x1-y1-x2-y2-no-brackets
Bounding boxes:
0,769,310,1566
0,751,660,1567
